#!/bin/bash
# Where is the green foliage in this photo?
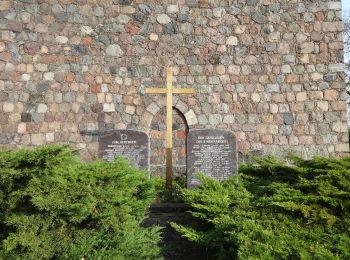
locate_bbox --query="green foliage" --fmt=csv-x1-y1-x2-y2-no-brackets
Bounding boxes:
172,155,350,259
0,145,161,259
154,176,186,203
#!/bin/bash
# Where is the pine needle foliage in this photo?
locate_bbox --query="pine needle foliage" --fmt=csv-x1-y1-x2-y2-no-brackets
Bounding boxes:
172,155,350,259
0,145,162,259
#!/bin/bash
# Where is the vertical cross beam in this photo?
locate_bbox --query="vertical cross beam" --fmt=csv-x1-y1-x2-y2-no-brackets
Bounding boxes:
165,68,173,189
145,67,194,189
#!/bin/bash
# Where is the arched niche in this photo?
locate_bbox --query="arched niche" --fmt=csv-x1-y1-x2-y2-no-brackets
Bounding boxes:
149,106,189,178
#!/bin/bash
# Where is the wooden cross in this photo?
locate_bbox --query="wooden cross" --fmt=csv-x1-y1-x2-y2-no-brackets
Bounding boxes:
145,67,194,189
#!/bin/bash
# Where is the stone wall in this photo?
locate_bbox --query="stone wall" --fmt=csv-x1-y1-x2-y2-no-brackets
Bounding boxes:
0,0,348,166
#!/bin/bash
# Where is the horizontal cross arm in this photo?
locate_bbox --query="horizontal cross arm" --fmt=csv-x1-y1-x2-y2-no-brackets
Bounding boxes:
145,88,167,94
173,88,194,94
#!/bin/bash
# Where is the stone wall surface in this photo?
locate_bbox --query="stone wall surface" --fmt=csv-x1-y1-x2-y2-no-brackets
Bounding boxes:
0,0,348,164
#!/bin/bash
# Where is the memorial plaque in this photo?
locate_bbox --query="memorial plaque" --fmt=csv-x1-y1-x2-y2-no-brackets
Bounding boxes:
187,129,237,188
99,130,150,170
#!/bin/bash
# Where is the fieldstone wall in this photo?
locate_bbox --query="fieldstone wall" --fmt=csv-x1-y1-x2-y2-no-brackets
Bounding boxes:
0,0,348,165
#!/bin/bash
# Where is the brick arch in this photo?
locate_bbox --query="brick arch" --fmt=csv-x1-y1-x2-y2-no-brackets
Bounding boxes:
139,101,198,131
143,103,192,177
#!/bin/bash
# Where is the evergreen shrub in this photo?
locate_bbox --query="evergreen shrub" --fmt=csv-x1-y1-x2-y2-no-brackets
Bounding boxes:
172,155,350,259
0,145,161,259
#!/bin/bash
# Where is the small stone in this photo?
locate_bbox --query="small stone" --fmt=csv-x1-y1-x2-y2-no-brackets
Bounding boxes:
146,102,160,115
63,92,75,102
150,33,158,41
213,7,226,18
280,125,292,135
300,42,314,53
223,114,235,124
8,21,22,32
3,102,14,112
251,93,260,102
329,63,344,72
31,134,45,146
117,14,131,24
17,123,26,134
119,0,131,5
35,63,48,71
74,45,87,55
317,101,329,111
177,13,188,22
0,1,11,11
90,104,102,113
125,105,136,115
324,74,337,82
163,21,177,34
335,144,348,152
120,5,135,14
0,52,11,62
137,22,152,36
21,113,32,122
56,36,68,44
157,14,171,24
24,42,41,54
21,74,30,81
266,84,280,92
106,44,124,57
283,55,295,63
46,132,55,142
44,72,54,81
281,65,291,74
125,22,140,35
234,25,246,34
180,23,193,35
98,35,110,46
54,72,66,82
103,103,115,112
167,5,179,14
257,124,279,134
208,114,222,126
139,4,151,14
35,23,48,33
265,43,276,52
284,113,294,125
37,103,48,113
94,6,104,16
37,81,50,93
226,36,238,46
270,104,278,114
328,2,341,10
185,109,198,126
310,72,323,82
252,12,267,24
332,122,348,133
81,25,93,35
229,6,241,15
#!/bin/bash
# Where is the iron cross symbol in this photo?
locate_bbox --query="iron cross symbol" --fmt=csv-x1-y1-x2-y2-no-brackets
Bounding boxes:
145,67,194,189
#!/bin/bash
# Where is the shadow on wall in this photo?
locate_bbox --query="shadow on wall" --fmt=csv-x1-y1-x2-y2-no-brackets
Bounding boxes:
150,107,188,177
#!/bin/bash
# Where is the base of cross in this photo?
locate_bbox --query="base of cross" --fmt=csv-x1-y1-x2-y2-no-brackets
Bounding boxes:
166,148,173,189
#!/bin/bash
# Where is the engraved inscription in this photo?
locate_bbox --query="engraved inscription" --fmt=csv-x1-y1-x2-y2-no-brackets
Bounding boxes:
99,130,150,170
187,129,237,187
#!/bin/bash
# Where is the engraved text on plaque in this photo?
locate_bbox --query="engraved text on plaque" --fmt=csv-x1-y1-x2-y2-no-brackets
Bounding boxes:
187,129,237,187
99,130,150,170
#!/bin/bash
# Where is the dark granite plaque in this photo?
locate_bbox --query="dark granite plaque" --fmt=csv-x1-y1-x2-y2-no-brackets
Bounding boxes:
99,130,150,170
187,129,237,187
